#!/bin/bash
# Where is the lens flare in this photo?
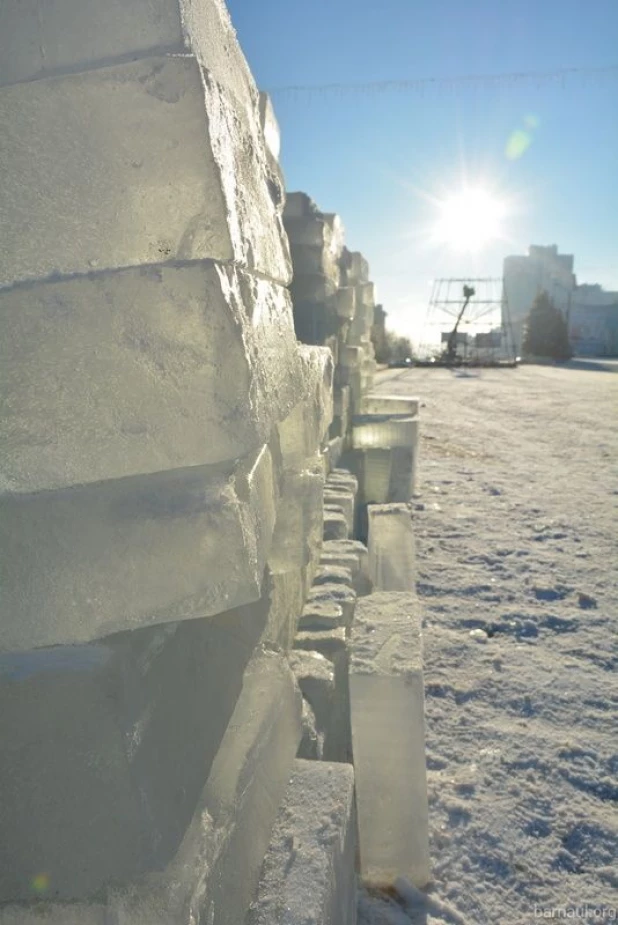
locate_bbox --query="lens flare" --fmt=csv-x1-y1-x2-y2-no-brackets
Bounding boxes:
506,129,532,160
506,113,540,159
32,873,50,894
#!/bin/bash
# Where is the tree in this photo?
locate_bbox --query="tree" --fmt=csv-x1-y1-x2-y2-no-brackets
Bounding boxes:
372,329,415,364
522,291,572,360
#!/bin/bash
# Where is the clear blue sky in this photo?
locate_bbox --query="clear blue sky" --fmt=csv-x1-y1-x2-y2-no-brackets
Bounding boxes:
227,0,618,338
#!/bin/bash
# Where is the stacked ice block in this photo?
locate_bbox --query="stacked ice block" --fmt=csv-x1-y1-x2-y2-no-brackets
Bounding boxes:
283,193,345,354
283,195,378,447
0,1,344,920
337,394,421,539
247,761,357,925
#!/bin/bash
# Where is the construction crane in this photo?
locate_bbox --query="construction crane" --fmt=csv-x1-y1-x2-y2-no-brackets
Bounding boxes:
444,284,475,363
418,277,518,367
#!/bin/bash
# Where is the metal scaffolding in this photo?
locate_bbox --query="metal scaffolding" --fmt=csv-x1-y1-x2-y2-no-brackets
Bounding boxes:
418,277,518,366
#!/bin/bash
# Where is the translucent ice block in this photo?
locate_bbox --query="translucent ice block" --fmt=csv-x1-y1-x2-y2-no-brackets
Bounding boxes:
292,300,340,346
0,0,260,105
107,649,302,925
334,386,351,418
368,504,416,591
312,565,354,588
306,583,357,632
289,244,342,286
347,301,375,347
0,444,279,653
350,592,430,887
324,486,355,535
323,436,344,472
283,191,317,219
327,468,359,493
294,627,347,659
270,461,324,573
330,386,351,439
362,394,420,416
298,599,345,633
334,365,363,415
248,761,357,925
323,505,349,541
342,442,417,515
0,55,290,286
259,92,281,162
0,263,302,493
340,249,369,286
291,271,339,304
334,286,357,320
339,345,364,368
289,650,335,750
363,446,417,502
277,345,334,468
320,538,371,595
284,215,342,251
352,414,419,450
294,628,351,763
357,281,375,308
0,905,105,925
0,606,270,903
257,565,308,652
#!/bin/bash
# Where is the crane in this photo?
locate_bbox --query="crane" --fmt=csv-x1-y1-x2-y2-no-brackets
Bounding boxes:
445,284,475,363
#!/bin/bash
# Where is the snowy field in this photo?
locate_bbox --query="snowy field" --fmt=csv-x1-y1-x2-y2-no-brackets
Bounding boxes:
358,360,618,925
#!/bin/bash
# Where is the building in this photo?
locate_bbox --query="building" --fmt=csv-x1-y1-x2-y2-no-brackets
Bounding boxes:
503,245,575,352
503,245,618,356
569,301,618,356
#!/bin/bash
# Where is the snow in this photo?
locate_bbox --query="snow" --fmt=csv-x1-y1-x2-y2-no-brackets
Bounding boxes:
359,360,618,924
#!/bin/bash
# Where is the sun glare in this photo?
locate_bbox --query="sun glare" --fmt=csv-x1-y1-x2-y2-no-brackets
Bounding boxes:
433,187,507,252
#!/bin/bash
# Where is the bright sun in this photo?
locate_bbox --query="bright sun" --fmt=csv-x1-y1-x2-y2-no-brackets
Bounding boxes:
434,187,506,252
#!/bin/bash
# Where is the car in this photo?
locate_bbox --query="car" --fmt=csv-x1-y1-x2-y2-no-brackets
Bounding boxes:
388,357,413,368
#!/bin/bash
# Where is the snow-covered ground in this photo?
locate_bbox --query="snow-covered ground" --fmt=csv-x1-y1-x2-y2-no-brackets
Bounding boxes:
358,360,618,925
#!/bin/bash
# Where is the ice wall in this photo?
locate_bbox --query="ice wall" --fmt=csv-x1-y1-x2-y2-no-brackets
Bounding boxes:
0,1,341,920
1,2,432,918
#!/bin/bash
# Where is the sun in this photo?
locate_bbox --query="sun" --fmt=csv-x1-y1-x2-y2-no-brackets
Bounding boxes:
433,187,507,252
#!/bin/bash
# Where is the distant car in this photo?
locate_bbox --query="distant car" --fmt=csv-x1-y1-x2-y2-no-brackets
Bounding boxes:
388,357,413,368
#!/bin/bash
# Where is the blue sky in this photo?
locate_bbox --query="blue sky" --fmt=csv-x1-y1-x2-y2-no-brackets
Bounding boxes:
227,0,618,338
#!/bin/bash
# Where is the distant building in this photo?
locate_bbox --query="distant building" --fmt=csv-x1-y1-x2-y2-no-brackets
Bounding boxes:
569,301,618,356
503,245,618,356
503,245,575,352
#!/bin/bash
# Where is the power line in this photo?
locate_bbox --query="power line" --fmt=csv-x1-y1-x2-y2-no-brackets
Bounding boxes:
267,64,618,99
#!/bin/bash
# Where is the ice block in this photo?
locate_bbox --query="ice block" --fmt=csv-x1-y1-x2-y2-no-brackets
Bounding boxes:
350,593,430,888
247,761,357,925
0,263,302,492
368,504,416,591
0,444,278,653
362,394,420,416
352,414,419,451
0,606,270,903
0,55,290,286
